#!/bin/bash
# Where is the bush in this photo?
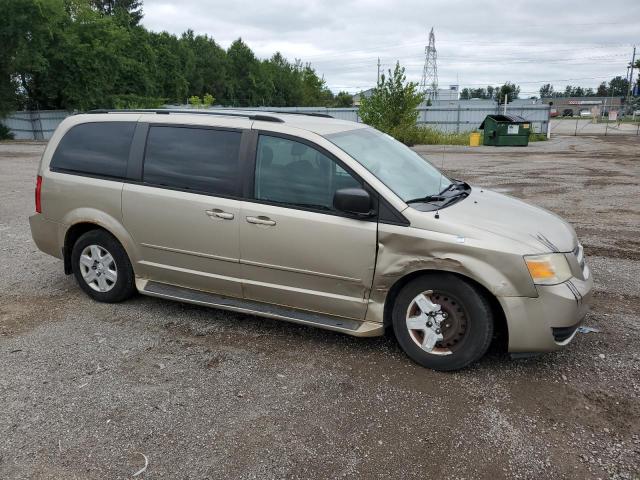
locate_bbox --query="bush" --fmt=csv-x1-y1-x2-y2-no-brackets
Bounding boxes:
0,124,15,140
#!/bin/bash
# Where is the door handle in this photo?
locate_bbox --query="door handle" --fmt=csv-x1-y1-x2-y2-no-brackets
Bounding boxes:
205,209,234,220
246,216,276,226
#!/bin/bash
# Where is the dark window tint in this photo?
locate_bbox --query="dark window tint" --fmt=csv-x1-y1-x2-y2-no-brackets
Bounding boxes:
254,135,361,211
143,126,242,196
51,122,135,178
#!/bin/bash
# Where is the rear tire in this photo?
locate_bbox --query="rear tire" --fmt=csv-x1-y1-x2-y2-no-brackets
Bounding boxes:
392,273,493,371
71,229,136,303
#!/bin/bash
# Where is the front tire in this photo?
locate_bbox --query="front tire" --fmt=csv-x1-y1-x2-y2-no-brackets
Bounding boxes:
71,229,136,303
392,273,493,371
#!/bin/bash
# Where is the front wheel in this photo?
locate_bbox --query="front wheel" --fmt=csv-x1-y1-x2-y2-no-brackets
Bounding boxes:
392,273,494,371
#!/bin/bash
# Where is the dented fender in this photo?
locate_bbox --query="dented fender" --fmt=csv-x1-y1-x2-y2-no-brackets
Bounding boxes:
365,223,539,324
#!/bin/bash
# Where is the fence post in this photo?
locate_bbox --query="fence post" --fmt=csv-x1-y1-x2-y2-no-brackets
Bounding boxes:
456,104,461,133
574,117,579,136
604,117,609,136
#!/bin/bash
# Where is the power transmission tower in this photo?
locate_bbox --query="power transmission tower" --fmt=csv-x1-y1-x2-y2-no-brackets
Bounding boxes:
420,27,438,103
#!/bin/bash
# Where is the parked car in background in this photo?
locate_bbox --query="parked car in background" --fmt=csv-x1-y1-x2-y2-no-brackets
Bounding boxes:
562,109,574,117
579,109,592,117
29,110,593,371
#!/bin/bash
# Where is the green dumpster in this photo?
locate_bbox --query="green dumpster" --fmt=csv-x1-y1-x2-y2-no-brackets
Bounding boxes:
479,114,530,146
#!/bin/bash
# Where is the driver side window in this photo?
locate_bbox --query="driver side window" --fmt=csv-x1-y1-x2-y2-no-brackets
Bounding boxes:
254,135,360,211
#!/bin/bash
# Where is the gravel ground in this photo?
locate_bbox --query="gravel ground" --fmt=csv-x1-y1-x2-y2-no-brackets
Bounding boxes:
1,136,639,479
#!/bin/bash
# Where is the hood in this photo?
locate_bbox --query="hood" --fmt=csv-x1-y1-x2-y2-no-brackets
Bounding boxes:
412,187,578,254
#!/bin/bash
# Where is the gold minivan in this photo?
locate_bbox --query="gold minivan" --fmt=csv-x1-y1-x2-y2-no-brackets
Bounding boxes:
29,110,592,370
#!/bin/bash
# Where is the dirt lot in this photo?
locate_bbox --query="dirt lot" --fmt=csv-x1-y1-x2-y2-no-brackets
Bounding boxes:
1,136,639,479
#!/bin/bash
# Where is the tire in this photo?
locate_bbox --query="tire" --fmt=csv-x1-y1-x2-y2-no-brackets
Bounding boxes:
71,229,136,303
392,273,493,371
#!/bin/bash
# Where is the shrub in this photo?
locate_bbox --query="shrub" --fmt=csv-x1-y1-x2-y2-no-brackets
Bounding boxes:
202,93,215,107
0,124,15,140
188,96,202,108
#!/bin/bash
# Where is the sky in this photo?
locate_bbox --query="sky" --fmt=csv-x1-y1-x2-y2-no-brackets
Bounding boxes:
142,0,640,96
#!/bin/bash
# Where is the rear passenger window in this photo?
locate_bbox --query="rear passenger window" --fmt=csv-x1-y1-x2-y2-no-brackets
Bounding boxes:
51,122,135,178
143,126,242,196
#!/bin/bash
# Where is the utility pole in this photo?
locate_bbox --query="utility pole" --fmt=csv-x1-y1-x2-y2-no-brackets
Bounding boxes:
627,46,636,107
377,57,381,85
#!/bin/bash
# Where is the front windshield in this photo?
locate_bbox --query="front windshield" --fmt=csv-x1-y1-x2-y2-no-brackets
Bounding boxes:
324,127,450,202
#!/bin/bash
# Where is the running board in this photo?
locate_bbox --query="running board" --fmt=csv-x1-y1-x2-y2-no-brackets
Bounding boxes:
140,280,383,337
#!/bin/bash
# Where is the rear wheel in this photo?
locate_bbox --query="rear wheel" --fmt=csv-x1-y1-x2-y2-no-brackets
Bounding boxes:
71,229,136,303
392,273,493,371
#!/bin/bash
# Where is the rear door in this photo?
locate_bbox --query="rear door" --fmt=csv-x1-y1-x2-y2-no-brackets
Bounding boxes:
123,121,249,297
238,132,378,319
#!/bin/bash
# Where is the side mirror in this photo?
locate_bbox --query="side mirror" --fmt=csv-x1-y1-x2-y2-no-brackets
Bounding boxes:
333,188,373,217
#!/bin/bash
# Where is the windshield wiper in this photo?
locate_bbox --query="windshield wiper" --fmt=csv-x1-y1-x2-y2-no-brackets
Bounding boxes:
405,181,470,205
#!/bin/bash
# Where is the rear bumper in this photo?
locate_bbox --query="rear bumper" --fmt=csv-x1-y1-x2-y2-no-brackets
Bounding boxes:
500,274,593,353
29,214,63,259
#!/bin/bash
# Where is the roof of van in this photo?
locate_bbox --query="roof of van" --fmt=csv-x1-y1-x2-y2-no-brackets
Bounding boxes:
84,109,367,135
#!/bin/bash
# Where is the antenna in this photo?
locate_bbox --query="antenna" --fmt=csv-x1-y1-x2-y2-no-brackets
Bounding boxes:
420,27,438,104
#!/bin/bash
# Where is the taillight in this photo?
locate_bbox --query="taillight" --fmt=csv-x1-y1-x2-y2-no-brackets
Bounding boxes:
35,175,42,213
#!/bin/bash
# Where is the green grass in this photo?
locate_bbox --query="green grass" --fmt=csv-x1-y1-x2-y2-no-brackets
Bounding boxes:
387,125,547,146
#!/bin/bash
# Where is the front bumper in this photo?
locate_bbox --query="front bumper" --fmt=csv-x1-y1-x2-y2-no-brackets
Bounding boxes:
499,274,593,353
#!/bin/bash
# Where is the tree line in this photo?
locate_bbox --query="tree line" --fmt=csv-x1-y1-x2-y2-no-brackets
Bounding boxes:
0,0,354,116
459,82,520,103
539,76,631,98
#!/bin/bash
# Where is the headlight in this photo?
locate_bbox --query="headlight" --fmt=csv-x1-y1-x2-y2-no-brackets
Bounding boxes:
524,253,572,285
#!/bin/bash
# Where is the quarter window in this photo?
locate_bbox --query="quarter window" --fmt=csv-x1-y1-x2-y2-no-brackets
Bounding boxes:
143,126,242,196
51,122,135,178
254,135,361,210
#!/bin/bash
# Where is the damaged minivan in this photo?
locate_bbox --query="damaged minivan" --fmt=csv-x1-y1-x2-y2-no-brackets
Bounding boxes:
30,110,592,370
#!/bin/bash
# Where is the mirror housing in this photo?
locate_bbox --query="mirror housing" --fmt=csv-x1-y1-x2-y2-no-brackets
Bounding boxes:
333,188,373,217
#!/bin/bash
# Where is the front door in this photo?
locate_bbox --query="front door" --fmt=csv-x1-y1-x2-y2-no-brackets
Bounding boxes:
123,124,246,297
239,133,377,319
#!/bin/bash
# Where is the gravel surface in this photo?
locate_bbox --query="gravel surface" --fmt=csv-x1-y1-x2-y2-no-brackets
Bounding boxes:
1,136,639,479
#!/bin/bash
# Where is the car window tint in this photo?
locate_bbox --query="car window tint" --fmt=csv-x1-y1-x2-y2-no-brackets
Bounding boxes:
254,135,361,210
51,122,135,178
143,126,242,196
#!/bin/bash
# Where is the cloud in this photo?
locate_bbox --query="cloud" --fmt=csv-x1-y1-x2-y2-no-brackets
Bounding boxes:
142,0,639,94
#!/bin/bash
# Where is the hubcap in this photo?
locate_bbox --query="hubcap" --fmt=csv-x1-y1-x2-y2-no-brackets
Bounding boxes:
406,290,468,355
79,245,117,292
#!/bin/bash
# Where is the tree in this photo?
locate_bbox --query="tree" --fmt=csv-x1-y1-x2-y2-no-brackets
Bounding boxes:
359,62,424,133
0,0,66,113
333,91,353,107
596,82,608,96
539,83,553,98
460,88,471,100
608,76,629,96
497,82,520,103
0,1,339,112
91,0,143,26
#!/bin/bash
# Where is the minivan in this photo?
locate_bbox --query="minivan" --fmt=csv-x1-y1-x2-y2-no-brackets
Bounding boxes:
30,109,592,371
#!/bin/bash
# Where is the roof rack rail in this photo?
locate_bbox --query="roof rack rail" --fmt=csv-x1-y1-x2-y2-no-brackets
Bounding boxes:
86,109,285,123
301,112,333,118
259,111,333,119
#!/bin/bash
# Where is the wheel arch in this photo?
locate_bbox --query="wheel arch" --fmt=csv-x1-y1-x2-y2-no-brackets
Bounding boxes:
62,216,138,275
382,269,508,351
